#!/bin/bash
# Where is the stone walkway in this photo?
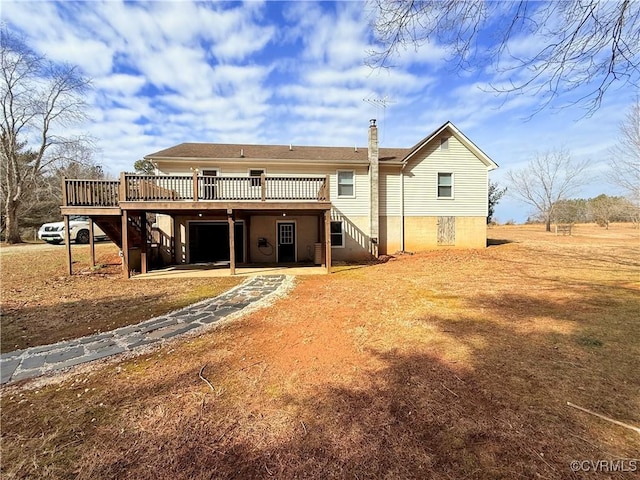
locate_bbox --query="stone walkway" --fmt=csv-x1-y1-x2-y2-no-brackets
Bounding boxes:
1,275,288,386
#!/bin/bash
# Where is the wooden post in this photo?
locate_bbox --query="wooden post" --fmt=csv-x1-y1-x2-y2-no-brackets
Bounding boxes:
261,173,266,201
245,216,252,263
61,176,68,207
121,210,130,279
64,215,72,275
324,210,331,274
170,214,177,264
192,170,199,202
325,174,330,201
89,219,96,267
140,212,148,274
119,172,127,202
228,209,236,275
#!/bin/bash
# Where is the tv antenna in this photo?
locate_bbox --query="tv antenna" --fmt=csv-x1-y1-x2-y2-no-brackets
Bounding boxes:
363,95,396,109
363,95,395,142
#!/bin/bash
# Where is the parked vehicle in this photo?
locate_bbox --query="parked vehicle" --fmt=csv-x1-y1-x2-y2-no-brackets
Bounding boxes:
38,216,107,244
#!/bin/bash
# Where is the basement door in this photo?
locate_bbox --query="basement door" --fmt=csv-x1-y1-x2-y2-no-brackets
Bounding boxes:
437,216,456,246
188,221,244,264
277,222,296,263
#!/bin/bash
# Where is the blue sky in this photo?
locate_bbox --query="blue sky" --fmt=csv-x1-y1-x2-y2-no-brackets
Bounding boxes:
3,0,637,223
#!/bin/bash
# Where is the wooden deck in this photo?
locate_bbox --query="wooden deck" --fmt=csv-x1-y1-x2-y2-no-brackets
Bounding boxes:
62,173,330,213
60,173,333,278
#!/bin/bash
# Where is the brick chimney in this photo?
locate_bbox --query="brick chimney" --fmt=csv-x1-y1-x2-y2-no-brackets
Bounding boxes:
368,119,379,257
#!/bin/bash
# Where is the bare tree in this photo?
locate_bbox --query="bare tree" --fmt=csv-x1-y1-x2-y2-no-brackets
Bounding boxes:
487,180,506,224
507,149,591,231
608,99,640,208
368,1,640,113
588,194,627,229
1,28,91,243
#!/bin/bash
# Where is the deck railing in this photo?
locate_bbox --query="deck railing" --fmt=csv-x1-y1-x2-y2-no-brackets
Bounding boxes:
64,174,329,206
64,179,120,206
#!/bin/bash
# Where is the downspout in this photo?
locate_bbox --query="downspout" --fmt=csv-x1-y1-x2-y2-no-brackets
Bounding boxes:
401,163,405,252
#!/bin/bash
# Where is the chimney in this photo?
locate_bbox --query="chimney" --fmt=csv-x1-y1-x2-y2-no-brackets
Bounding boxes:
368,119,379,257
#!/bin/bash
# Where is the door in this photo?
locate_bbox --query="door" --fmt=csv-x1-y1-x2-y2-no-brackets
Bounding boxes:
277,222,296,263
437,216,456,246
189,222,244,264
201,169,218,200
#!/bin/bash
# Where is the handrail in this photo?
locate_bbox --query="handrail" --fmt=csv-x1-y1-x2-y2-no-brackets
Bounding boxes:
64,175,330,205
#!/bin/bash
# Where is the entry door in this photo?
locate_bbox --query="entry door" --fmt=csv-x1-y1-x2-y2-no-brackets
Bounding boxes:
277,222,296,263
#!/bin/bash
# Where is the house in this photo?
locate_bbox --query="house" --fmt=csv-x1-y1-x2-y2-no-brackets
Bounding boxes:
60,120,498,277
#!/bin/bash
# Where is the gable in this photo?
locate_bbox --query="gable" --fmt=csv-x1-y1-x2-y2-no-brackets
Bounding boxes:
402,121,498,171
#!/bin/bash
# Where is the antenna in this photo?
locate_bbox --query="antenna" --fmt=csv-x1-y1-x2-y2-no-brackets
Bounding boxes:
363,95,395,143
363,95,396,108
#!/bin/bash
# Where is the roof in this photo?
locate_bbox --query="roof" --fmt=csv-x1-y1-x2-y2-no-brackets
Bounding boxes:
146,143,409,164
145,121,498,170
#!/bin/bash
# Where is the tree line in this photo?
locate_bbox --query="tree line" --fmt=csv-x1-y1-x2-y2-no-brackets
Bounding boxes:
525,194,639,229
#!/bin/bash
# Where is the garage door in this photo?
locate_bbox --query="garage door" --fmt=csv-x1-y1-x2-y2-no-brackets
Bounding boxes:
188,222,244,264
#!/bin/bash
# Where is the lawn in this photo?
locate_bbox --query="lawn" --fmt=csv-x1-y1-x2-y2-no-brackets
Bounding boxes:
1,224,639,479
0,242,241,352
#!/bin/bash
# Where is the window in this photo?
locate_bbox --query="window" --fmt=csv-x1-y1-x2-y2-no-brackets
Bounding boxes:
337,170,355,197
330,221,344,247
440,137,449,150
249,169,264,187
437,173,453,198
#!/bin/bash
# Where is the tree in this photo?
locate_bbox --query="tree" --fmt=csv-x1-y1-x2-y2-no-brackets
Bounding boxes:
588,194,629,229
608,99,640,207
551,198,589,224
506,149,591,231
487,180,506,224
134,158,155,175
1,28,91,243
369,1,640,113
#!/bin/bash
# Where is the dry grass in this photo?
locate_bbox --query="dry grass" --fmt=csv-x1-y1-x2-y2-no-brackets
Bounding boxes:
1,224,639,479
0,242,241,352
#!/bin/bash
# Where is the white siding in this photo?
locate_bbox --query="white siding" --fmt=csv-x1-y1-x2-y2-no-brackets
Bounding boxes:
380,168,401,216
156,160,370,217
403,134,488,217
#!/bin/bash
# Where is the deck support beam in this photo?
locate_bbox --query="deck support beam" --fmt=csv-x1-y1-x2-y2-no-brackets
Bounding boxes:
89,219,96,267
122,210,130,279
64,215,72,275
228,209,236,275
140,212,148,274
324,210,331,274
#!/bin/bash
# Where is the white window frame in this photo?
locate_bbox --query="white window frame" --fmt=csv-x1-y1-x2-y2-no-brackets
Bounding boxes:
248,168,265,187
330,220,345,249
337,170,356,198
440,137,449,150
200,168,219,176
437,172,454,199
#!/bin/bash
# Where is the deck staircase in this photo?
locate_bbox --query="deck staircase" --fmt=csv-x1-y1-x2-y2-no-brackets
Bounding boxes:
93,213,155,249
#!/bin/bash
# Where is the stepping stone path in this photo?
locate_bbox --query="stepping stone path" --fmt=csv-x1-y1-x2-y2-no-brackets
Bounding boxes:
1,275,288,386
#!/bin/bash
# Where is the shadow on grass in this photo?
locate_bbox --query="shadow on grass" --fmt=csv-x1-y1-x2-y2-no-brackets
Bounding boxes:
69,294,639,480
486,238,514,246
